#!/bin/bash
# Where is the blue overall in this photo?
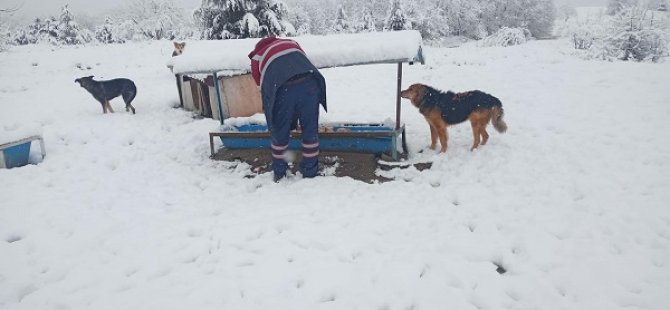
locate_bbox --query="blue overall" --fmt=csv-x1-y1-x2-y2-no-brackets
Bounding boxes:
270,74,321,179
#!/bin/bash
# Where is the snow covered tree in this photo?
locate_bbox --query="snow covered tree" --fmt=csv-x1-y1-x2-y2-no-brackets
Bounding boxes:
658,1,668,11
0,24,7,52
31,16,58,44
0,9,10,51
287,5,311,35
56,5,84,45
358,8,377,32
385,0,411,31
193,0,245,39
607,0,637,15
118,0,187,40
558,3,578,22
95,17,117,43
333,5,352,33
445,0,483,37
524,0,557,38
256,0,294,37
195,0,294,39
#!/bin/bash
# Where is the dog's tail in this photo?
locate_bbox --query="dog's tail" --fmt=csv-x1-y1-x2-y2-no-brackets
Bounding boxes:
491,105,507,133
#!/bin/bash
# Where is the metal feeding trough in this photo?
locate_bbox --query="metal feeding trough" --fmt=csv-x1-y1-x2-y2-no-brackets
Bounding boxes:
0,135,46,169
210,123,408,160
168,30,425,161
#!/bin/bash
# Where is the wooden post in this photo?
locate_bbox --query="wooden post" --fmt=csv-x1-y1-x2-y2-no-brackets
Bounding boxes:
212,72,225,124
175,74,184,108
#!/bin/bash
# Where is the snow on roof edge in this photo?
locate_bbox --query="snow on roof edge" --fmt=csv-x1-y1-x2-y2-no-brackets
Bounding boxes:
168,30,425,76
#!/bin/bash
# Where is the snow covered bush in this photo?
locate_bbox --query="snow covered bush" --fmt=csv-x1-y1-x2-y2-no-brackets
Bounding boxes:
195,0,294,39
568,4,669,62
12,16,59,45
9,5,92,46
94,17,123,44
480,27,530,47
604,6,669,61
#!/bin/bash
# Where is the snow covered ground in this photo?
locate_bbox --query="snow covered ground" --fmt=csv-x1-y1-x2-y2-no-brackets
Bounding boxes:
1,38,669,310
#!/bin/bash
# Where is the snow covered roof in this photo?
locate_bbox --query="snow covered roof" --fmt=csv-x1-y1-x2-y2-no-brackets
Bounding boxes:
168,30,425,76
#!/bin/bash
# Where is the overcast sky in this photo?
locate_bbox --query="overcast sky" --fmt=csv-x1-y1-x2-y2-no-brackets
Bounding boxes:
3,0,607,21
1,0,199,20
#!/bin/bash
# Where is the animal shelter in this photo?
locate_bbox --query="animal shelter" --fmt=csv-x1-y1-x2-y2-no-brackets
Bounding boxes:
167,30,425,163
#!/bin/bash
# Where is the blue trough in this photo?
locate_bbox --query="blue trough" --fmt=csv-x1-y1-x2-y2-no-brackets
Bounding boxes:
210,123,407,160
0,135,46,169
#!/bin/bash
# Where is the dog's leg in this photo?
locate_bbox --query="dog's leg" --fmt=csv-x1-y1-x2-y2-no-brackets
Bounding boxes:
127,104,136,114
480,110,491,145
470,119,481,151
101,102,107,114
480,125,489,145
105,101,115,113
438,127,448,153
429,123,437,150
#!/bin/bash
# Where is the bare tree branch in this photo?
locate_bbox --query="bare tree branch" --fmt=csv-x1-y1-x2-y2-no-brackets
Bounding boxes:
0,2,23,13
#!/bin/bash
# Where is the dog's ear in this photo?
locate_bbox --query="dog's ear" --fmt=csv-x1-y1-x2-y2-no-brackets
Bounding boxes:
173,41,179,48
74,78,80,84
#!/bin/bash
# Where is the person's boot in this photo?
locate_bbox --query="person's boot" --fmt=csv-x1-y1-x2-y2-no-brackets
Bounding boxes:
273,172,286,182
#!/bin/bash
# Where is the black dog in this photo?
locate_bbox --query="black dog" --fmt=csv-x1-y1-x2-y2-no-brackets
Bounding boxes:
75,76,137,114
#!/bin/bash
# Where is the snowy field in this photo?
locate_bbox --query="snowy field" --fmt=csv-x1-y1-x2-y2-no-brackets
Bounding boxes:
1,38,670,310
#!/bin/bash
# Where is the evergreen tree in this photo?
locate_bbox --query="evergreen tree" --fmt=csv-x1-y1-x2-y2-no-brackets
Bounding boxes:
57,5,82,45
288,6,311,35
195,0,294,39
359,8,377,32
257,0,293,37
38,16,59,44
95,17,115,44
385,0,411,31
334,5,351,33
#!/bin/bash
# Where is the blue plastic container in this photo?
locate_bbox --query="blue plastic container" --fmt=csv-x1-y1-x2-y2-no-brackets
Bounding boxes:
0,136,46,169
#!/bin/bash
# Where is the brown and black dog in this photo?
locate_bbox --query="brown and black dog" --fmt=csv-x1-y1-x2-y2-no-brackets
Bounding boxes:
172,42,185,57
400,83,507,152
